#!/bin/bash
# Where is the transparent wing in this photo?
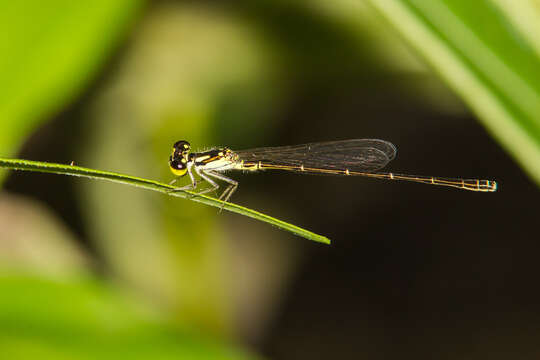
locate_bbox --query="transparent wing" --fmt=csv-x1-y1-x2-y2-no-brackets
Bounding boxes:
235,139,397,172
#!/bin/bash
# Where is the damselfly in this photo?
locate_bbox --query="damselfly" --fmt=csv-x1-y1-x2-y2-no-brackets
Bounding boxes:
168,139,497,202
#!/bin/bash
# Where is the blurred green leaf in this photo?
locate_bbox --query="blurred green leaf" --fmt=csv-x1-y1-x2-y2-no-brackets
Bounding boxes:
0,0,143,164
79,5,284,336
0,157,331,244
366,0,540,185
0,274,257,360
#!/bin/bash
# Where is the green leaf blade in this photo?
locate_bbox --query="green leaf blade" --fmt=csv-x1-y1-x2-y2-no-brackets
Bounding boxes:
0,158,330,245
366,0,540,185
0,0,144,159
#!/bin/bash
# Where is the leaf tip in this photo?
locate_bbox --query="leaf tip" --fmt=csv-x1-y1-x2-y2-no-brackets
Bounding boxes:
317,236,332,245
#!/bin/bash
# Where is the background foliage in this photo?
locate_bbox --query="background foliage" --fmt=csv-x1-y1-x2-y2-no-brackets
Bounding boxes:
1,0,538,359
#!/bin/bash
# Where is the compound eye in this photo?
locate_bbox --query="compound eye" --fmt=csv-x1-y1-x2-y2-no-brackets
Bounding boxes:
173,140,191,154
169,159,188,177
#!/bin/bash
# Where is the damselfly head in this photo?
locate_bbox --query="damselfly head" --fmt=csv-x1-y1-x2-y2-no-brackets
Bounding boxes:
169,157,188,177
172,140,191,157
170,140,191,176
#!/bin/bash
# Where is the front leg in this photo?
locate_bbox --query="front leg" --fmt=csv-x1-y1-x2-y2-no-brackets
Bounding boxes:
169,165,197,193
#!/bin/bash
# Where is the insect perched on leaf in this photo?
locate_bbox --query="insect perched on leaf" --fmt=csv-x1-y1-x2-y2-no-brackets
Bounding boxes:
169,139,497,202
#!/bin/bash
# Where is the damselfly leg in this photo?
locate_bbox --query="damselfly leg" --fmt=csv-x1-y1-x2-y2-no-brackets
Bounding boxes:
203,170,238,203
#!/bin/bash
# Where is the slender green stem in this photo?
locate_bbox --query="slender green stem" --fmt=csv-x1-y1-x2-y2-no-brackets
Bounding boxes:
0,158,330,244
